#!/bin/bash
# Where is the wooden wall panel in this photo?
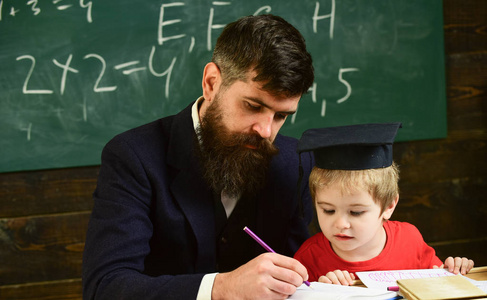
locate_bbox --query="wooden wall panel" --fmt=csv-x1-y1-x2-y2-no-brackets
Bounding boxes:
0,212,90,285
0,279,82,300
0,0,485,298
0,167,98,218
391,0,487,266
432,238,487,266
443,0,487,54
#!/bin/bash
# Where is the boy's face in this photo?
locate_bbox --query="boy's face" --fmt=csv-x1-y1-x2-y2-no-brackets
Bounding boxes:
315,182,396,261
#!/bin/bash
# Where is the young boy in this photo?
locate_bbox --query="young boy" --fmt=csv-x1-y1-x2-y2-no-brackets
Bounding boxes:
294,123,474,285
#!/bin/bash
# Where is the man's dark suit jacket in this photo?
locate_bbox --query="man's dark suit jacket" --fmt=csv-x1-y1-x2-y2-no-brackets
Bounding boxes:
82,101,315,299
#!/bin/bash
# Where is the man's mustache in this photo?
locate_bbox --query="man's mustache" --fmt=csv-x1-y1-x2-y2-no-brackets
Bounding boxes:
222,133,277,153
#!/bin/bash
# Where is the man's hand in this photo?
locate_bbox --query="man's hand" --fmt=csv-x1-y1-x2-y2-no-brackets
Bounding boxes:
318,270,355,286
433,256,474,275
211,253,309,300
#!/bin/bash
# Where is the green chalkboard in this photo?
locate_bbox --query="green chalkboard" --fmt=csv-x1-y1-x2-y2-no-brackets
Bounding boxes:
0,0,446,173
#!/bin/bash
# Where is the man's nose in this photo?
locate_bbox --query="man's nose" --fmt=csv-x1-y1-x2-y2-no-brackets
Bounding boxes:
252,114,273,139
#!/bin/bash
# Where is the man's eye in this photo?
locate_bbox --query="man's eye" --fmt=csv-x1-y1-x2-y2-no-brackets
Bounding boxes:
275,113,287,120
246,102,260,110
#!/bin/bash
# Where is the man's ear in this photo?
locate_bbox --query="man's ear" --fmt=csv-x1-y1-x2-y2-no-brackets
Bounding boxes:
383,194,399,220
202,62,221,102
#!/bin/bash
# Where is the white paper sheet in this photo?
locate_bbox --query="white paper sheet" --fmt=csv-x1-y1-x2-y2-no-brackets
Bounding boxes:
473,280,487,293
356,268,456,290
288,282,398,300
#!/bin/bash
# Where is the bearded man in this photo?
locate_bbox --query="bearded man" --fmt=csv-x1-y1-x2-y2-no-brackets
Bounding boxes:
83,14,315,300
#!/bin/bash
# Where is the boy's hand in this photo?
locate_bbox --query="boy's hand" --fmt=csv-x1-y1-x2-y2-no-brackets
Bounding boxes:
433,256,474,275
318,270,355,286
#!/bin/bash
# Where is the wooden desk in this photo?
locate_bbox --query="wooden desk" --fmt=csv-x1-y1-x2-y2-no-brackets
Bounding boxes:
465,266,487,281
353,266,487,287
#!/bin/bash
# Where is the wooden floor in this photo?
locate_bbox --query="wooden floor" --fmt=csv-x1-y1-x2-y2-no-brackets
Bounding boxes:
1,0,486,299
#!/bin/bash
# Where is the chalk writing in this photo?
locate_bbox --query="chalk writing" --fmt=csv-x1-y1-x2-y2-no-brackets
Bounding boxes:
10,0,359,125
16,55,54,94
27,0,40,15
254,6,271,15
207,2,231,51
313,0,335,39
15,49,176,98
290,67,360,124
337,68,359,104
20,123,32,141
53,54,79,95
79,0,92,23
158,3,186,45
0,0,92,22
17,49,359,117
148,46,177,99
83,54,117,93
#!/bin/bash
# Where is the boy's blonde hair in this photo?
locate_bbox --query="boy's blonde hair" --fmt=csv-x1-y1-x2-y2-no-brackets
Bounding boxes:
309,162,400,214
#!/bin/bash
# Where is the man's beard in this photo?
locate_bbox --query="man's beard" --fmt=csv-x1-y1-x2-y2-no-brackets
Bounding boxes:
196,96,279,198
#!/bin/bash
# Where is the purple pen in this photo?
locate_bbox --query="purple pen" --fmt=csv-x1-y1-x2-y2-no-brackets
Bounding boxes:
243,226,312,287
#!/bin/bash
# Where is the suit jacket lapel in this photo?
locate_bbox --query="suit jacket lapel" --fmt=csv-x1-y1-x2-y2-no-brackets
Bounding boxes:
167,102,217,272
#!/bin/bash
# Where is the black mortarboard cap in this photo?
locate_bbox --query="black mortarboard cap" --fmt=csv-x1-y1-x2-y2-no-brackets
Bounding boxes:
297,122,402,170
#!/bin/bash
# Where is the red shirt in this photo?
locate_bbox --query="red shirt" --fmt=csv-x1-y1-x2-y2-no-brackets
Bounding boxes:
294,221,443,282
